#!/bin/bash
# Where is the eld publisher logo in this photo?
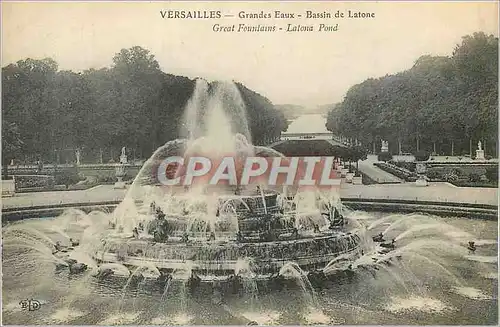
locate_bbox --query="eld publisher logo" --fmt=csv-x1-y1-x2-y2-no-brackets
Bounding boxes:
19,299,41,311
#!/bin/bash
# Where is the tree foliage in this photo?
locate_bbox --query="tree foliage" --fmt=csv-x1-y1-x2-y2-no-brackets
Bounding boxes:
414,150,430,162
346,146,368,163
326,32,498,156
2,46,287,164
237,83,288,145
2,121,23,178
338,145,368,172
377,152,393,162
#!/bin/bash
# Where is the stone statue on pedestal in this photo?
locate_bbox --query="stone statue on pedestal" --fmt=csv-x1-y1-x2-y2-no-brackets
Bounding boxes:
415,162,429,187
381,140,389,153
75,149,81,165
476,141,485,160
120,147,128,164
114,147,128,189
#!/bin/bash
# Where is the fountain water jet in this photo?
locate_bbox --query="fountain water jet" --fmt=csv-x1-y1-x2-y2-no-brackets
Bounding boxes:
2,80,496,326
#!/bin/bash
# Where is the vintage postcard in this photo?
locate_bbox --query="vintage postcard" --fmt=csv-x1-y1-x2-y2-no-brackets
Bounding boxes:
1,1,498,325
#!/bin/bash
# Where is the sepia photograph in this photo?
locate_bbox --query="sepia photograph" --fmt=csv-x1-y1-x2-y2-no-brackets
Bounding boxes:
1,1,498,325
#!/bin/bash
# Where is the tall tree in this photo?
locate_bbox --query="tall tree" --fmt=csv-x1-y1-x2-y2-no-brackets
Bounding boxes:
2,46,287,166
2,122,23,178
327,32,498,157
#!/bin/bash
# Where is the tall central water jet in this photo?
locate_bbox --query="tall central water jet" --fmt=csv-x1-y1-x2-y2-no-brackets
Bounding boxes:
2,73,497,326
183,79,252,149
182,78,209,141
90,77,362,282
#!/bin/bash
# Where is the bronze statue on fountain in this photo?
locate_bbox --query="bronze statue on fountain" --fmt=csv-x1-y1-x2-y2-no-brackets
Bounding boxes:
329,207,346,229
147,206,175,243
93,186,363,288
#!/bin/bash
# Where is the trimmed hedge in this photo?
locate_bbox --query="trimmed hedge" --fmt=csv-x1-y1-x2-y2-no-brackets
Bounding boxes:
14,175,54,189
390,161,416,172
414,151,430,161
54,172,83,187
378,162,498,187
374,162,417,182
485,167,498,182
377,152,393,162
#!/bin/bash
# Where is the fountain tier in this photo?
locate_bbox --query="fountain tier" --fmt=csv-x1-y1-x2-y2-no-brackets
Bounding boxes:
92,187,361,280
90,80,359,282
93,231,362,279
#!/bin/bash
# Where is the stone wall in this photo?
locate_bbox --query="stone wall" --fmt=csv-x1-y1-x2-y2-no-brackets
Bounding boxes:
7,164,142,183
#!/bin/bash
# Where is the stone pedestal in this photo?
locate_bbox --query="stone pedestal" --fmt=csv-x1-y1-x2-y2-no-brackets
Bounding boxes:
352,176,363,185
415,176,428,187
114,180,126,189
381,140,389,153
341,168,348,177
475,149,485,161
1,178,16,197
415,162,428,187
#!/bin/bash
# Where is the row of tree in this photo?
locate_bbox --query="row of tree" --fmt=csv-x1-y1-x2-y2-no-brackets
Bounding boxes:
270,139,367,174
2,46,288,166
326,32,498,157
237,84,288,145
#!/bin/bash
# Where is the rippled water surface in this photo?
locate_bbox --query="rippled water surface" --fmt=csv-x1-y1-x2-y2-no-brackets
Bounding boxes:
2,211,498,325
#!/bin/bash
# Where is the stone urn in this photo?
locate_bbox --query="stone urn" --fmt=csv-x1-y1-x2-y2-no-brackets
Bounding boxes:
114,164,127,189
1,177,16,197
415,162,428,187
352,175,363,185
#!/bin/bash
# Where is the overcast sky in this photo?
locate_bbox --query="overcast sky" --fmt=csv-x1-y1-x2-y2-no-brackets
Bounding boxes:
2,1,498,107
